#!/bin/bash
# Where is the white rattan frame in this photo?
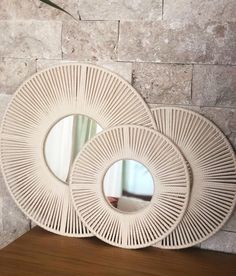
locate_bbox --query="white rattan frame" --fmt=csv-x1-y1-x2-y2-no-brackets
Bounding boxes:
0,63,156,237
70,125,190,249
151,107,236,249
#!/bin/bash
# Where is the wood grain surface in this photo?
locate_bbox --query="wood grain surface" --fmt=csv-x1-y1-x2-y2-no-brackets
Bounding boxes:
0,227,235,276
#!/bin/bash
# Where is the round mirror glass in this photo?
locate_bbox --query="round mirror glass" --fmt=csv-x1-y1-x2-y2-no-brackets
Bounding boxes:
44,115,102,183
103,160,154,213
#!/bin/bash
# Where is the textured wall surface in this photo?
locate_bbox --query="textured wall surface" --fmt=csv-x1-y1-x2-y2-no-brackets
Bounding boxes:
0,0,235,253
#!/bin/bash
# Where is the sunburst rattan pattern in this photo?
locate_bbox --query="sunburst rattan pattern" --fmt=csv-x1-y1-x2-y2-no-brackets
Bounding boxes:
70,125,190,249
151,107,236,249
0,63,156,237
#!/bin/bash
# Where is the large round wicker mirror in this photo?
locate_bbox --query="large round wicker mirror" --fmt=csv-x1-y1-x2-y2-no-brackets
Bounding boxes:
103,159,154,212
0,63,156,237
44,114,102,183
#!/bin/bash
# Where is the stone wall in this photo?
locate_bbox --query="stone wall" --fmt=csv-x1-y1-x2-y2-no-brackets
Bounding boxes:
0,0,235,253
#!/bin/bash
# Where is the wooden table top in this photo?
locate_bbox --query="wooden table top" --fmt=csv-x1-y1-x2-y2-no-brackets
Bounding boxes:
0,226,235,276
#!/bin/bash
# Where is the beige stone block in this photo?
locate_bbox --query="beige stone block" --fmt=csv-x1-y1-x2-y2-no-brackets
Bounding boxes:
118,21,236,64
78,0,162,20
0,0,80,21
228,132,236,151
37,59,132,83
192,65,236,107
0,58,36,94
200,107,236,136
132,63,192,104
223,209,236,232
0,95,30,248
164,0,236,25
0,94,12,120
0,169,30,249
0,20,62,59
0,201,30,249
62,21,118,62
201,231,236,254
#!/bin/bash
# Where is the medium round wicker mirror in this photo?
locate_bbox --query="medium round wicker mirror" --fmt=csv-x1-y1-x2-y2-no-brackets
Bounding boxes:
70,125,190,249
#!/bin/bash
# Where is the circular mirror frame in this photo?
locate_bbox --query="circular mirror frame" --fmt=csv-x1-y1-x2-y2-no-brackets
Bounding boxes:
0,63,156,237
151,107,236,249
70,125,190,249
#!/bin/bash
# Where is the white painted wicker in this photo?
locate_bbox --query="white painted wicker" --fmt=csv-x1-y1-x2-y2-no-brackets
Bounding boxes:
70,125,190,249
0,63,156,237
151,107,236,249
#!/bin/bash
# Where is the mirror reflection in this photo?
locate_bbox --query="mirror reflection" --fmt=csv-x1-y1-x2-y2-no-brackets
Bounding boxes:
103,160,154,213
44,115,102,183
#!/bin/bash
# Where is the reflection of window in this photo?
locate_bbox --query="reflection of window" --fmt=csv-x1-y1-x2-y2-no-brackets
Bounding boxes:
123,160,154,197
45,115,101,182
104,160,123,197
45,116,74,181
104,160,154,201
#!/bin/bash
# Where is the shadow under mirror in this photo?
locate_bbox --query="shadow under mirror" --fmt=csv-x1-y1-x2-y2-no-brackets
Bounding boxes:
44,114,102,183
103,160,154,213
